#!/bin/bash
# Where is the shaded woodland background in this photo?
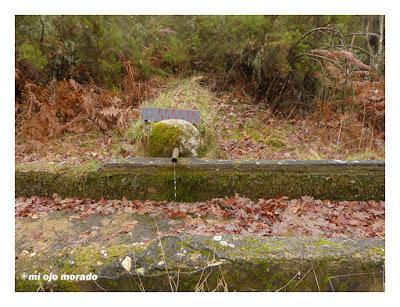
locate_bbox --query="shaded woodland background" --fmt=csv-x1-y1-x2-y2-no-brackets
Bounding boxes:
15,15,385,162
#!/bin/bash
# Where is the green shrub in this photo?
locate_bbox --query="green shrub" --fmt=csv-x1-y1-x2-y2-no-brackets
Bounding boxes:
17,42,47,71
15,15,383,93
162,36,190,72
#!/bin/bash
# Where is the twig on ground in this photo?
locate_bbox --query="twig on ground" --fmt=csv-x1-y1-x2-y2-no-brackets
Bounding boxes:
275,270,301,292
312,265,321,292
290,266,313,291
92,279,108,292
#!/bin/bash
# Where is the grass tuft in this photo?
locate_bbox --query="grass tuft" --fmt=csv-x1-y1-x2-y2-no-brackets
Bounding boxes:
128,78,219,158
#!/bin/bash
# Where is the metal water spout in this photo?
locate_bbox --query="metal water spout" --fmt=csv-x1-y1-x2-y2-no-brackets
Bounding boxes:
171,147,180,163
171,147,179,200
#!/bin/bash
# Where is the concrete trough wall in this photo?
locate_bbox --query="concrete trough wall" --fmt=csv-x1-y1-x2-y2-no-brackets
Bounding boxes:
15,235,385,292
15,159,385,201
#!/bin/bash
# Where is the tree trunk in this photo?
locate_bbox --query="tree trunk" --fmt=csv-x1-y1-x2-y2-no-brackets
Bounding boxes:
376,15,385,72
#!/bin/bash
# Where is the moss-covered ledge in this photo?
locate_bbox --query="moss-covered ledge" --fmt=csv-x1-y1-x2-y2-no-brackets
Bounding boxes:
16,235,384,292
15,159,385,201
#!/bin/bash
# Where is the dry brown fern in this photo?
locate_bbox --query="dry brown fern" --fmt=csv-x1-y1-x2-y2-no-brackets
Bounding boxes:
16,77,142,141
310,49,384,133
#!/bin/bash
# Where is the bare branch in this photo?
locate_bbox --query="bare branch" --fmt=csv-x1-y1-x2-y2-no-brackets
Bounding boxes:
345,32,380,38
289,27,346,55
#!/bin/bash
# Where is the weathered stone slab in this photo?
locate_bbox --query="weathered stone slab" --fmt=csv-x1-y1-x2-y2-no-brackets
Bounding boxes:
15,209,385,292
93,235,384,292
15,159,384,201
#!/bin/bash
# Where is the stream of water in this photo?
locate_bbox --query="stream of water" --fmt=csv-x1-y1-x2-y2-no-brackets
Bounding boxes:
173,162,177,201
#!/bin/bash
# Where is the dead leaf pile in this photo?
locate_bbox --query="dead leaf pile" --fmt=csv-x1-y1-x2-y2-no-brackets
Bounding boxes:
15,194,384,238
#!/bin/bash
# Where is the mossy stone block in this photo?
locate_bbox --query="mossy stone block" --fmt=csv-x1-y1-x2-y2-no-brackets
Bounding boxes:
149,119,200,157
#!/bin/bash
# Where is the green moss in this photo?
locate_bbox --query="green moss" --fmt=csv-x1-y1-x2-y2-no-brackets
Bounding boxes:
149,122,182,157
15,234,385,291
370,246,385,257
265,136,286,149
67,244,140,274
69,247,103,273
15,241,150,292
15,278,80,292
15,279,42,292
314,238,341,248
15,160,385,201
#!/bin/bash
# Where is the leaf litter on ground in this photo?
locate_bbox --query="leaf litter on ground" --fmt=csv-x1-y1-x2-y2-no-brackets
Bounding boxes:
15,194,384,238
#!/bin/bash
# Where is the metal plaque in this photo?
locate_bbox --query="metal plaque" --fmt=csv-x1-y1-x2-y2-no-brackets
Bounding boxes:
141,107,201,124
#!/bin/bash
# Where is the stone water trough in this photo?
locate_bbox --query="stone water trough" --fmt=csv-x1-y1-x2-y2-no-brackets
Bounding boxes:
15,159,385,291
16,159,384,201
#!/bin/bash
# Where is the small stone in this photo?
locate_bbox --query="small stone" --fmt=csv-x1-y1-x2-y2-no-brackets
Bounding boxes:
219,240,228,246
69,259,75,266
157,260,165,266
121,256,132,272
100,249,108,258
213,235,222,241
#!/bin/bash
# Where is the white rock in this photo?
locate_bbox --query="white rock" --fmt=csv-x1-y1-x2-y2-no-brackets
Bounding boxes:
100,249,108,258
213,235,222,241
121,256,132,272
